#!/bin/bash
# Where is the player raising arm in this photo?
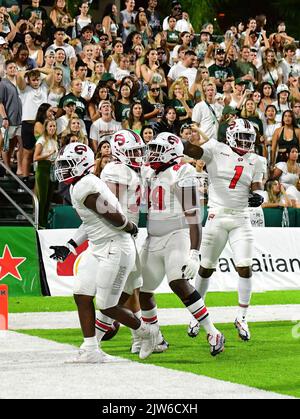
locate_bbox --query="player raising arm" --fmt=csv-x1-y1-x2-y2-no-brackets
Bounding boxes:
184,119,266,341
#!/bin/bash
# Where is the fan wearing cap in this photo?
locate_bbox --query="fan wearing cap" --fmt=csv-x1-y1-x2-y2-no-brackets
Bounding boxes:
217,106,239,141
208,48,234,93
183,118,267,342
57,78,87,120
56,97,87,137
272,83,291,123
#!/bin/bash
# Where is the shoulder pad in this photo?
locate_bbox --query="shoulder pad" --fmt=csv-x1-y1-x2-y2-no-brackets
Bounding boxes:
177,177,198,188
176,162,197,179
101,162,131,185
72,175,101,203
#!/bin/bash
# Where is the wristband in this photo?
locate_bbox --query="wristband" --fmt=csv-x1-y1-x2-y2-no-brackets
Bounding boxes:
114,216,129,231
67,239,78,255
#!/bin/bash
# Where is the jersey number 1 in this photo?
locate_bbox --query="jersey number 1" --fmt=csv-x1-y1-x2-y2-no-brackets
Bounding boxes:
229,166,244,189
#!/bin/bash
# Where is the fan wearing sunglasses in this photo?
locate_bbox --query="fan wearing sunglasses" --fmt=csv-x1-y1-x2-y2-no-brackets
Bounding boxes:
142,83,165,122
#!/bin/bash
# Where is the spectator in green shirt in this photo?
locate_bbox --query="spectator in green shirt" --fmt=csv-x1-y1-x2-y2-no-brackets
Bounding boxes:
23,0,48,23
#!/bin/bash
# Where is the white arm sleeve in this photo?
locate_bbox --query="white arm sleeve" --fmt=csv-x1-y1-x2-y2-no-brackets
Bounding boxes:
201,139,217,164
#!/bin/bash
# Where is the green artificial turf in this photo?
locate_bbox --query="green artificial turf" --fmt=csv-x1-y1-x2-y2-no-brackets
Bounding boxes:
19,322,300,398
9,290,300,313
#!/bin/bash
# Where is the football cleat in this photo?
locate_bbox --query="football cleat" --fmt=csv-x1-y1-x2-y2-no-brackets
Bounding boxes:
187,318,200,338
207,332,225,357
131,337,142,354
137,323,159,360
235,318,251,341
102,321,120,342
154,333,169,353
67,348,116,364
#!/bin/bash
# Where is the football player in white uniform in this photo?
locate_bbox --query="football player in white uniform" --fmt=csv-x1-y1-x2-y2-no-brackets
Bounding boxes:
140,132,225,357
184,119,266,341
50,143,159,363
95,129,168,354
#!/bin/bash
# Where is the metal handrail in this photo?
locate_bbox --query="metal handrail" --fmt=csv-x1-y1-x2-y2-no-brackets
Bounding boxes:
0,161,39,230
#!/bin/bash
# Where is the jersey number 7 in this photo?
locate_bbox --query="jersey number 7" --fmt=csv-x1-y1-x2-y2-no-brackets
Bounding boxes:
229,166,244,189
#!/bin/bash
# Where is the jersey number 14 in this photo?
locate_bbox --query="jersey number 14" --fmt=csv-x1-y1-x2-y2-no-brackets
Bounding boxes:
229,166,244,189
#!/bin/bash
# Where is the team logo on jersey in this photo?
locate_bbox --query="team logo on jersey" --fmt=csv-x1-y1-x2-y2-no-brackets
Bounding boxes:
238,158,244,162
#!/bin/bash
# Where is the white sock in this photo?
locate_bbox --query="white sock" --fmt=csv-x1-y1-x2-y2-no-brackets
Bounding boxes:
82,336,98,351
95,312,114,344
131,311,143,340
195,274,210,301
238,276,252,319
142,306,158,325
134,310,142,320
186,294,218,336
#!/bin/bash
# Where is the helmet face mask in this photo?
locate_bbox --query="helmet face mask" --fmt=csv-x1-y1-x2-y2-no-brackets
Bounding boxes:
147,143,168,170
111,130,146,169
55,159,77,184
146,133,184,170
55,143,95,184
226,119,256,155
124,146,147,168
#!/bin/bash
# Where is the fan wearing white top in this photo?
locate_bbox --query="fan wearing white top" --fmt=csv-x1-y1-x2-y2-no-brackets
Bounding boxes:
286,177,300,207
262,179,292,209
272,146,300,190
33,119,59,228
90,101,122,152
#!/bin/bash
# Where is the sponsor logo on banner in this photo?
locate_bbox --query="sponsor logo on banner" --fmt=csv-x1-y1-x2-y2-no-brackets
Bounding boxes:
0,245,26,281
57,242,88,276
38,228,300,296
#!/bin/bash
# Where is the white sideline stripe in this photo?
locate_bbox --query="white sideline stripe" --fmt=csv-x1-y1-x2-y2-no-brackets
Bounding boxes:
0,331,292,400
8,305,300,330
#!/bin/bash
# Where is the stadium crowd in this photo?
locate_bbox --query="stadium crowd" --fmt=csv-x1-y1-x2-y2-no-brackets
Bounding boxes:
0,0,300,227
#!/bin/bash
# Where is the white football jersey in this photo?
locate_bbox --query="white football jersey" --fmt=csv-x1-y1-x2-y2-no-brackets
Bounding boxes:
147,163,198,236
101,161,142,225
70,174,127,245
201,139,266,210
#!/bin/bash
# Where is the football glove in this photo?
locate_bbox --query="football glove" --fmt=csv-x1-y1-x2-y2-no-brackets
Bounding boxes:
50,239,78,262
128,222,139,238
182,250,200,280
248,192,264,208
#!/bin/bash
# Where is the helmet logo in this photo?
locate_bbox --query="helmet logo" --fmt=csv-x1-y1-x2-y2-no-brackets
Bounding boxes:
74,145,88,155
168,135,180,145
114,134,126,146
